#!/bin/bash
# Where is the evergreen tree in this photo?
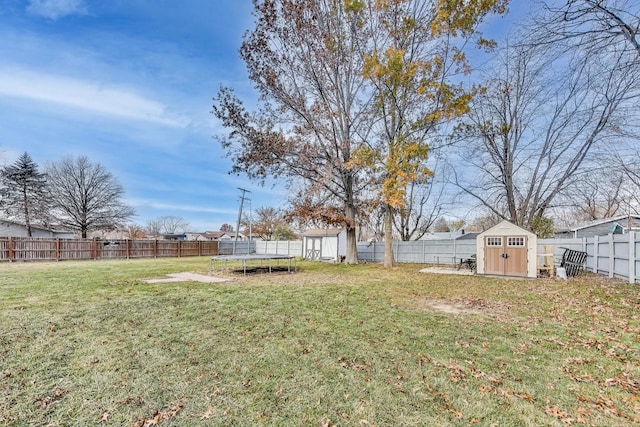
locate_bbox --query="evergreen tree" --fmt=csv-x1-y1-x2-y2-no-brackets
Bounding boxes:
0,152,49,237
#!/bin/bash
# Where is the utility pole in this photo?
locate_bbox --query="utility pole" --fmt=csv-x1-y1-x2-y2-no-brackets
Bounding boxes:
234,187,251,255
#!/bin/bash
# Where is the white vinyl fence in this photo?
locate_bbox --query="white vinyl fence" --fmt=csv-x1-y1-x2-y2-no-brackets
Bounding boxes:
218,233,639,284
218,240,303,256
584,232,639,283
356,239,476,265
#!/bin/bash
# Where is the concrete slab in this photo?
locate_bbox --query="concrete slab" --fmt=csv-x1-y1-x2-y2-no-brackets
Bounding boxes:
419,267,474,276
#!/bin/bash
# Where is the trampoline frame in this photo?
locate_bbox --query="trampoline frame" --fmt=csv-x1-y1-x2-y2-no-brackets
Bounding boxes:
210,254,297,275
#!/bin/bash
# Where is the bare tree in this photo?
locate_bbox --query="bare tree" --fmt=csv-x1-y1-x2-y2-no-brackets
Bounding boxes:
614,149,640,215
394,161,454,240
242,206,284,240
160,216,189,234
533,0,640,59
46,156,135,238
145,216,190,237
0,152,49,236
453,35,638,229
559,166,627,222
145,219,163,238
123,223,146,239
220,223,234,233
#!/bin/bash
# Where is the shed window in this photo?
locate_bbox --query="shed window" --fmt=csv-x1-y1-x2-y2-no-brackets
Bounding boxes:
507,237,525,247
487,237,502,246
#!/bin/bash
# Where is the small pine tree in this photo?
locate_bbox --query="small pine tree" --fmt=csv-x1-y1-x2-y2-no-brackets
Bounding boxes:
0,152,49,236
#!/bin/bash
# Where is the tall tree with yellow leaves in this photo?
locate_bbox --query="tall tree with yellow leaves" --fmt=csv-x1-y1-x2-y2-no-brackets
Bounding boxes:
355,0,507,267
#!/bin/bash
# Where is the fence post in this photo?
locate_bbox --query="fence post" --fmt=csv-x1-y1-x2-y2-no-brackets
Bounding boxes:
154,240,158,258
453,238,457,266
56,238,61,261
178,240,182,257
629,231,636,284
8,237,14,262
609,234,615,279
593,235,599,274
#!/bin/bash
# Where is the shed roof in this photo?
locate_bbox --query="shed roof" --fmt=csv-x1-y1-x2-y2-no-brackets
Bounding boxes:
302,228,343,237
477,220,535,238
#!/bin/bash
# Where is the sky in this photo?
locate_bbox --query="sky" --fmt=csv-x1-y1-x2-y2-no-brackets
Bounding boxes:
0,0,289,232
0,0,528,233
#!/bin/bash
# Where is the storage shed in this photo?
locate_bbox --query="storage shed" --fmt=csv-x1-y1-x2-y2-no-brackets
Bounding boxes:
476,220,537,278
302,228,345,262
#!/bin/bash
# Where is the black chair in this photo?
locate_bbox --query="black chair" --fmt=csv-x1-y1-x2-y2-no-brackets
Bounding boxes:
458,254,476,272
560,248,587,277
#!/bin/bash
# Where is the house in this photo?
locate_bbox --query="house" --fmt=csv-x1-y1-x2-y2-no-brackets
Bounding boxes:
162,234,187,241
302,228,345,261
0,219,74,238
194,231,247,241
555,215,640,239
456,231,480,241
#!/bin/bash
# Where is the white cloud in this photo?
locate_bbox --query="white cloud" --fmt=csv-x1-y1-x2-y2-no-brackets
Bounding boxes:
27,0,87,20
0,67,188,127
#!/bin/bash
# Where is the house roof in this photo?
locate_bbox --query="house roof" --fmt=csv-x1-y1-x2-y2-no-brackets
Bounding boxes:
560,215,640,232
302,228,343,237
202,231,227,239
456,232,480,240
0,218,70,234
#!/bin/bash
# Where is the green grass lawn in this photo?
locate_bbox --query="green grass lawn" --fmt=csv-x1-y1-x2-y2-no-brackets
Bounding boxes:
1,258,639,426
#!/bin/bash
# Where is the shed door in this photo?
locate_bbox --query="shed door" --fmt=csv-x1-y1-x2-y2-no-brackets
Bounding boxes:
484,236,528,277
504,236,528,276
305,237,322,260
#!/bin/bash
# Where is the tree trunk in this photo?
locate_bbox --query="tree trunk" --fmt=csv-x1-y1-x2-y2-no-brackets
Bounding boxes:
383,203,394,268
22,186,32,237
343,201,359,264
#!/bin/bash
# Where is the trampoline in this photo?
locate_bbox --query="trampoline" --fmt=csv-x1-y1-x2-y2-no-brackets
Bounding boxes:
210,254,297,275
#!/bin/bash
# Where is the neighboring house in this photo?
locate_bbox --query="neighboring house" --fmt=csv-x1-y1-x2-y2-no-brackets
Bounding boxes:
419,231,463,240
195,231,247,241
89,230,129,240
456,232,480,241
555,215,640,239
302,228,345,261
162,234,187,241
0,219,74,238
199,231,230,241
419,230,477,240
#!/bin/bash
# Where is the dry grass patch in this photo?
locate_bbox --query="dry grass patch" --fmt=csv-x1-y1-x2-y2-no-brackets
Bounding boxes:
413,296,512,317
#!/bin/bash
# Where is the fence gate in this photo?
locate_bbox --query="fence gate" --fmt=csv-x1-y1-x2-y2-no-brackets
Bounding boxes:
484,236,529,277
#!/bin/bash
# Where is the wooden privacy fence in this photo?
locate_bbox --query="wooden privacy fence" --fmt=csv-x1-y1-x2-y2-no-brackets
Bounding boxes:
0,237,219,262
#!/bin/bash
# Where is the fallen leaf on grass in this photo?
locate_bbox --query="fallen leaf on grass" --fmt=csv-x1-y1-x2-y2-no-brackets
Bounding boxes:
200,408,214,420
604,374,640,393
130,402,184,427
545,402,577,425
34,387,66,410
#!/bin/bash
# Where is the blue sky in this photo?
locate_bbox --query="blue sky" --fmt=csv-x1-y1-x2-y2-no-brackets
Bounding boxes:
0,0,527,232
0,0,288,232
